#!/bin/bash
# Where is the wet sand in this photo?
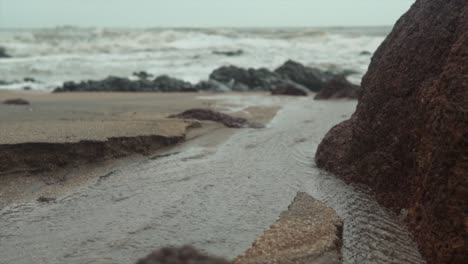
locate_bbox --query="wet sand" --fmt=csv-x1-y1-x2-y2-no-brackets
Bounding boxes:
0,91,278,207
0,93,424,264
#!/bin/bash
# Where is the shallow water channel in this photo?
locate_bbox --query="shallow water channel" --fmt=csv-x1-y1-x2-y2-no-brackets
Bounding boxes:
0,95,424,264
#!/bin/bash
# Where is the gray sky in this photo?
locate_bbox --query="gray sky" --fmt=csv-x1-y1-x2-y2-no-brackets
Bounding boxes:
0,0,414,28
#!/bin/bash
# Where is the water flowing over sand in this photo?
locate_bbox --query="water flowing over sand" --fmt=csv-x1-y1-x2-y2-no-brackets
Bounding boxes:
0,95,424,264
0,27,389,91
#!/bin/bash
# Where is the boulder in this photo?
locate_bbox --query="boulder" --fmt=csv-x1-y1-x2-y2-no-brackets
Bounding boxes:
314,76,359,100
274,60,326,92
169,109,250,128
271,80,308,96
209,66,281,91
234,192,343,264
2,98,30,105
153,75,196,92
315,1,468,263
212,49,244,57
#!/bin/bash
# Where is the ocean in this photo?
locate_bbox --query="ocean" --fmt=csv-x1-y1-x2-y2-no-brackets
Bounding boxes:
0,26,391,91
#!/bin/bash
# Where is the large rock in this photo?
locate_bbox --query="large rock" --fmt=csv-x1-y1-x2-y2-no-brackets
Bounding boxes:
274,60,327,92
153,75,197,92
234,192,343,264
315,1,467,263
314,76,359,100
209,66,281,91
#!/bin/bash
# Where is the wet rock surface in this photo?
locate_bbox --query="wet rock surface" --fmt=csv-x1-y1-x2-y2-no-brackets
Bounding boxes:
209,66,281,91
234,192,342,264
53,75,196,93
314,76,359,100
2,98,31,105
169,109,250,128
274,60,329,92
315,0,468,263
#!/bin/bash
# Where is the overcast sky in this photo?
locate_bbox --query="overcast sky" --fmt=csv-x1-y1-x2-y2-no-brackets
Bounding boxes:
0,0,414,28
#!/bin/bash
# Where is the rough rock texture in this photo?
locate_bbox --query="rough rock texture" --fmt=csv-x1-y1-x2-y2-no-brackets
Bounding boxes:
169,109,250,128
136,246,230,264
274,60,327,92
315,1,468,263
271,81,309,96
2,98,30,105
234,192,343,264
314,76,359,100
209,66,280,91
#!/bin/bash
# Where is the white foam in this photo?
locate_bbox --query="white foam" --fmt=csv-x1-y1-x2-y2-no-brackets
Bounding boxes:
0,27,388,91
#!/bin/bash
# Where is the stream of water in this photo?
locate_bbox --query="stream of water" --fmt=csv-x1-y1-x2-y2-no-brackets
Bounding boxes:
0,95,424,264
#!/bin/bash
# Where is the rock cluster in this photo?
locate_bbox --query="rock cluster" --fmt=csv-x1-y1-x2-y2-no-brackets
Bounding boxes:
315,0,468,263
53,61,359,98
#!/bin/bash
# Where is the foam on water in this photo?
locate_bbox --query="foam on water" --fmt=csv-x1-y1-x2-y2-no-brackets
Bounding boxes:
0,27,390,91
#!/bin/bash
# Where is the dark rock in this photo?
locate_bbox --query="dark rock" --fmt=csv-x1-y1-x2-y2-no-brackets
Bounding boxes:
0,46,11,58
359,51,372,56
169,109,250,128
209,65,281,91
54,75,196,93
3,98,30,105
314,76,359,100
315,1,467,263
271,80,308,96
137,246,230,264
133,71,154,80
153,75,196,92
212,49,244,57
194,80,230,92
274,60,327,92
23,86,32,91
37,196,56,203
54,76,155,92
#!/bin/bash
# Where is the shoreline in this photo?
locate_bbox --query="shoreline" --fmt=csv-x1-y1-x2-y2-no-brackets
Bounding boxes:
0,91,279,208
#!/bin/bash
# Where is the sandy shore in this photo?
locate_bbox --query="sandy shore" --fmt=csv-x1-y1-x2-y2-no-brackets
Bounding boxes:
0,91,279,207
